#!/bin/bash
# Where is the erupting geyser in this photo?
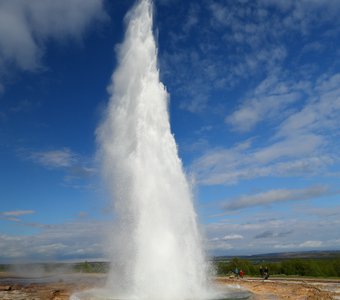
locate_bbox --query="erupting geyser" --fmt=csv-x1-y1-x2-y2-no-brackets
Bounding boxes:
71,0,249,299
98,0,208,298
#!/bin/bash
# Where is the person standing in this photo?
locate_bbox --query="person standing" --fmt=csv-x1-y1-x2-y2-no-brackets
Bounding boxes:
259,265,264,278
264,266,269,279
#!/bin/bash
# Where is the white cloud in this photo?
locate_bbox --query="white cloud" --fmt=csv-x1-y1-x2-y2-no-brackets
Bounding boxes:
0,0,107,79
222,234,244,240
203,214,340,255
273,243,296,249
299,240,322,248
0,220,109,262
28,148,96,176
2,210,35,217
0,5,38,71
253,134,323,164
30,148,76,168
274,240,323,249
223,186,330,211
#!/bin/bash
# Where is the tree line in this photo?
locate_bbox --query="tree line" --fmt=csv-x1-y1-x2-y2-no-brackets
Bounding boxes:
214,257,340,278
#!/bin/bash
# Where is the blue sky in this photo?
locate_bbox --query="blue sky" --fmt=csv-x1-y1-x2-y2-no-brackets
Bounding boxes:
0,0,340,262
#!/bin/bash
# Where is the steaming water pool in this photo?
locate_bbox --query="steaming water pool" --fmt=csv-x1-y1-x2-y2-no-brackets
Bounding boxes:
71,296,251,300
70,286,252,300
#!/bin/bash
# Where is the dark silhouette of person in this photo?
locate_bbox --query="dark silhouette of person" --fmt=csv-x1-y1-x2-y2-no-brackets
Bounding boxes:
264,266,269,279
259,265,264,278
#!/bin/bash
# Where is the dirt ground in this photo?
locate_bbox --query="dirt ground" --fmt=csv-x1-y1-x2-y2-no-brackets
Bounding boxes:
216,276,340,300
0,272,339,299
0,273,105,300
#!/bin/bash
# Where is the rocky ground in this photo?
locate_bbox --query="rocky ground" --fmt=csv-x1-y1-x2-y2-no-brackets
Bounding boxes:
0,272,339,299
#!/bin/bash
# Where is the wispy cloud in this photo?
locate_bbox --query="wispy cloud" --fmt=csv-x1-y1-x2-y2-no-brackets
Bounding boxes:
22,148,96,188
30,148,76,168
223,186,329,211
276,73,340,139
183,3,199,33
225,74,305,132
226,70,340,138
190,137,333,185
0,210,35,224
27,148,96,176
2,210,35,217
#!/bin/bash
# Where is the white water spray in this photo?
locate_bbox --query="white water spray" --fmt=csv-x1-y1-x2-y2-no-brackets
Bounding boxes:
96,0,208,299
70,1,252,299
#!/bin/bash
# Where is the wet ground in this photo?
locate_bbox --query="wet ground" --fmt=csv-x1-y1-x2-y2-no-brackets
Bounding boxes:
0,272,339,299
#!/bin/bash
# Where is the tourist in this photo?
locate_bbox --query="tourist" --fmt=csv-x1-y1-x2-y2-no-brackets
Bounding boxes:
264,266,269,279
259,265,264,278
234,267,239,278
239,269,244,278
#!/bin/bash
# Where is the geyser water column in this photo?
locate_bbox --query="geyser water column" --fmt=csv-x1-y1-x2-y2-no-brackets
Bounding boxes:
96,0,208,299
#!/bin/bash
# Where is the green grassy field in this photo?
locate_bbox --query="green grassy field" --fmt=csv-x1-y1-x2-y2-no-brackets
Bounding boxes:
214,252,340,278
